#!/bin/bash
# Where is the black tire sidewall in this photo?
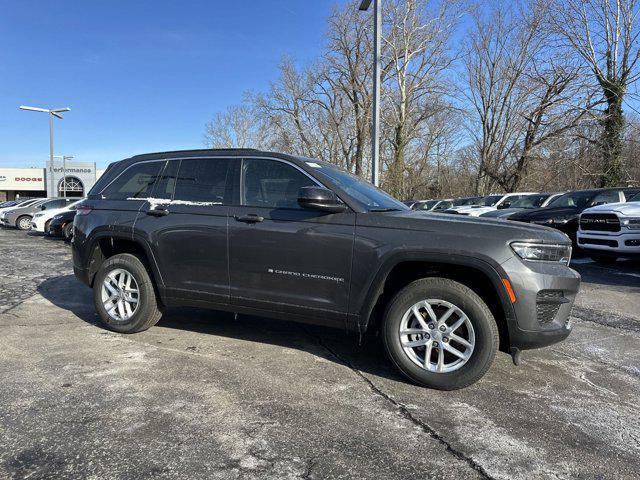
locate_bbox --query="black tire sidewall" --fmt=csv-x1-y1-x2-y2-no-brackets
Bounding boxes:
383,278,498,390
93,253,160,333
63,223,73,240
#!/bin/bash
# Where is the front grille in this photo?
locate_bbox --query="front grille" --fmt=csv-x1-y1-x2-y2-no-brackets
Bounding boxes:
536,290,563,324
625,239,640,247
578,237,618,247
580,213,620,232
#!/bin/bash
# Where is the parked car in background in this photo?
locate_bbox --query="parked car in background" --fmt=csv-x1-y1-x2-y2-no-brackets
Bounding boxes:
1,197,76,230
450,196,483,208
480,193,563,219
508,188,640,244
0,198,40,216
445,192,537,216
48,202,83,240
403,200,419,209
412,199,454,212
577,192,640,263
73,149,580,390
31,199,84,234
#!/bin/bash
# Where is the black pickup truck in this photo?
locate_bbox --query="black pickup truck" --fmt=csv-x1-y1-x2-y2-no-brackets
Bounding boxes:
72,149,580,390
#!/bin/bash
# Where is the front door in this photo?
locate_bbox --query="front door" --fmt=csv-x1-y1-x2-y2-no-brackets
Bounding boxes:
228,158,355,323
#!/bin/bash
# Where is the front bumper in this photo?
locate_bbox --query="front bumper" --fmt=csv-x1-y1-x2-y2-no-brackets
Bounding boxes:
48,220,66,237
577,231,640,256
501,255,580,350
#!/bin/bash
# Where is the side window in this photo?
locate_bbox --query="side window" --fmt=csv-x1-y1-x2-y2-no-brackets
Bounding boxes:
242,159,316,209
592,191,620,206
153,160,180,200
102,162,164,200
174,158,230,204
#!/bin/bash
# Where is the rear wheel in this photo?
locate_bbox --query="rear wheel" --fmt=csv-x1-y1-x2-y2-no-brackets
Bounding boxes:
382,277,498,390
44,220,51,234
16,215,32,231
93,253,162,333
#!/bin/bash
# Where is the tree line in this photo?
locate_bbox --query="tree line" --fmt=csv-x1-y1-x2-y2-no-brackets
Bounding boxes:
204,0,640,200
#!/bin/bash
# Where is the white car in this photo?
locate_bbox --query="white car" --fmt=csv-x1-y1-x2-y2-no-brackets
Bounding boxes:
448,192,537,217
30,199,84,233
577,192,640,262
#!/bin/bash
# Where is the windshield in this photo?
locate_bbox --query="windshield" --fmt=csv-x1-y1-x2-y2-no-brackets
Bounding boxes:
510,194,549,209
417,200,439,210
314,164,408,211
477,195,503,207
548,191,595,208
452,197,480,206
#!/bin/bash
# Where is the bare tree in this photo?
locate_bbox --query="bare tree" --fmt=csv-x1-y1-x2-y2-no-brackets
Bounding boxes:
465,1,594,193
203,104,267,149
551,0,640,186
382,0,460,197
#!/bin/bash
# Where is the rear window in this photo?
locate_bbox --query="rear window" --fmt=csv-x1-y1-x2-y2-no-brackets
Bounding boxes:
173,158,230,204
101,162,164,200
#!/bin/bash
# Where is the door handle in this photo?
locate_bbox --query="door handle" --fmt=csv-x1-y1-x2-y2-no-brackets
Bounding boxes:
146,207,169,217
234,214,264,224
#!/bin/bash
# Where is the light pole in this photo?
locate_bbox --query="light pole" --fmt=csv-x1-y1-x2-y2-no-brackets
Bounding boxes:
19,105,71,198
53,155,74,197
359,0,381,187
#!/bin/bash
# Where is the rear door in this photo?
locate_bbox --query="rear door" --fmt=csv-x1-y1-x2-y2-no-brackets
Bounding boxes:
135,157,233,305
96,160,166,236
227,157,355,322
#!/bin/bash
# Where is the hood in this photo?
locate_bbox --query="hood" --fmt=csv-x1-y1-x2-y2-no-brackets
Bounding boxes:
359,210,570,244
37,205,73,219
508,206,579,221
463,206,497,216
582,202,640,216
480,208,525,218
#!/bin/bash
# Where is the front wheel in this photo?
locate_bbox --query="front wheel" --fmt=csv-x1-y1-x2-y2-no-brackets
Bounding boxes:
16,215,32,230
382,277,498,390
63,222,73,241
93,253,163,333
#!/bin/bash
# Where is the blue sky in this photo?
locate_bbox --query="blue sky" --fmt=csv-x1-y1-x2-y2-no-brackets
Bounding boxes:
0,0,343,168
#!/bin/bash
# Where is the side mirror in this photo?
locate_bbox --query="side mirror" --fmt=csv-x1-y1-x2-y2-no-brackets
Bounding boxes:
40,205,46,210
497,202,510,209
298,186,346,213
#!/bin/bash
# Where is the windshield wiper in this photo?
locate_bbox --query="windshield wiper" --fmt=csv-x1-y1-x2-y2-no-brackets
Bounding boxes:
369,208,402,212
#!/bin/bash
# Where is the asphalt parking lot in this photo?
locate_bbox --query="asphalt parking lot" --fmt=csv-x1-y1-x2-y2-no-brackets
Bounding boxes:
1,228,639,480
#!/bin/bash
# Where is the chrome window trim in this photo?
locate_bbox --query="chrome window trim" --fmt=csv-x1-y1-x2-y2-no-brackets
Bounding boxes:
98,154,348,208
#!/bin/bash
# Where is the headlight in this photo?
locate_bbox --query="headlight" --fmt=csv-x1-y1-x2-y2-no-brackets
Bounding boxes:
621,218,640,230
511,242,572,265
34,213,44,218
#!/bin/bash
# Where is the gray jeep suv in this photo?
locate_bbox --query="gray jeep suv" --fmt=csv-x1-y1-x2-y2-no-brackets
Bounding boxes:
72,149,580,390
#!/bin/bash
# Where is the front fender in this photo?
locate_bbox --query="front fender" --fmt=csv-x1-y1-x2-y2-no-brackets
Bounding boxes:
353,249,517,333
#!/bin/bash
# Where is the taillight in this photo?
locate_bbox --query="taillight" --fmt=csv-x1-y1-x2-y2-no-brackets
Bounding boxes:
76,207,93,216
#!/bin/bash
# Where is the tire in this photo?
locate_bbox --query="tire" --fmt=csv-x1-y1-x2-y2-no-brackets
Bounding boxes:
93,253,163,333
63,223,73,241
382,277,498,390
589,254,617,264
16,215,32,231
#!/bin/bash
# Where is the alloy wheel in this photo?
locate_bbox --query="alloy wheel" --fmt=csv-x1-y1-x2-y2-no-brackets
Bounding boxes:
101,268,140,321
399,299,475,373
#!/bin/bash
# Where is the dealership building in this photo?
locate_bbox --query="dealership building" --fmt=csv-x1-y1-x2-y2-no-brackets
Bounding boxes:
0,161,105,202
